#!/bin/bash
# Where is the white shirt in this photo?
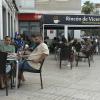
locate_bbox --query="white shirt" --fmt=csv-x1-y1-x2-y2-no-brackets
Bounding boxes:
28,43,49,69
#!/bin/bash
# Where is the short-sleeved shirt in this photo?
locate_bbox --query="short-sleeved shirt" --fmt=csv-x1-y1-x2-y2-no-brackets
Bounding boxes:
0,43,15,53
28,43,49,69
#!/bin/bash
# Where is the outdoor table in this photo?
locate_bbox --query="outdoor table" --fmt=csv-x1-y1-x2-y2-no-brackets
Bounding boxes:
7,53,19,89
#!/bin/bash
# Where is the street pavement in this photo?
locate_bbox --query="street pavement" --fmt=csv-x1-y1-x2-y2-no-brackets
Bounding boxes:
0,54,100,100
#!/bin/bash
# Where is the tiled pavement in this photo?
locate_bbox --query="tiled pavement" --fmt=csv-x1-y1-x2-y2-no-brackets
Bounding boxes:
0,55,100,100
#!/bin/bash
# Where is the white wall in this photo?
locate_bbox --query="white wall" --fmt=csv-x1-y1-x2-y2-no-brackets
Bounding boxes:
35,0,81,14
16,0,81,14
0,0,18,39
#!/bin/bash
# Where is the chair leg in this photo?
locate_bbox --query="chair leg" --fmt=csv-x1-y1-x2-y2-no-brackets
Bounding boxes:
59,59,61,69
40,72,43,89
18,79,21,88
18,71,23,88
10,75,13,89
70,62,73,69
88,57,90,67
10,68,13,89
12,74,15,84
12,66,15,84
5,76,8,96
76,57,79,67
11,69,15,88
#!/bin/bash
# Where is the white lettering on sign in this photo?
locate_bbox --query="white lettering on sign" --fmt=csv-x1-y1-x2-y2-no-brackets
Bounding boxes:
66,16,100,23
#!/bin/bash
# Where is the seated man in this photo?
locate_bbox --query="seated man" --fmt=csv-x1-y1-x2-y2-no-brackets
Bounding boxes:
19,33,49,81
0,36,15,88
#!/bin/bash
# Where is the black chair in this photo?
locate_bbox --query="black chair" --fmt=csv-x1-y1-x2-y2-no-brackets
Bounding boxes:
76,49,91,67
18,59,45,89
89,46,95,62
58,44,74,69
0,51,8,96
0,51,14,96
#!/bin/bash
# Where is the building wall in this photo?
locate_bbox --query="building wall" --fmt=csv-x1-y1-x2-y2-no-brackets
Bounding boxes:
0,0,18,40
35,0,81,14
16,0,81,14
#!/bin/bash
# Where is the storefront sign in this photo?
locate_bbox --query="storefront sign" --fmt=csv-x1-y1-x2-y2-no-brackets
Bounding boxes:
43,14,100,25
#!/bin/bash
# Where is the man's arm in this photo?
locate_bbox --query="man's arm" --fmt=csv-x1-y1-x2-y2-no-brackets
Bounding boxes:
32,53,48,63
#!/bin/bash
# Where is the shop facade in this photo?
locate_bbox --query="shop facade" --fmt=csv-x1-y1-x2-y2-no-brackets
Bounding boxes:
42,14,100,41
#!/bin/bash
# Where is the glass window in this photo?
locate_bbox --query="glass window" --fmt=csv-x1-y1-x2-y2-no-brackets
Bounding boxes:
30,22,40,34
19,22,40,35
19,22,29,27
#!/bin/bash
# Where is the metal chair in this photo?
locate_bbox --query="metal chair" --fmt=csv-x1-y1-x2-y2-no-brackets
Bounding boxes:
0,51,8,96
0,51,14,96
18,59,45,89
58,44,74,69
76,50,91,67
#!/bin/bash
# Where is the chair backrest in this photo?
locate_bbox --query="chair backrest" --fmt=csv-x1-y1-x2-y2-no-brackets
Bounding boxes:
60,45,73,60
90,45,95,55
81,46,93,57
74,42,82,52
0,51,8,74
39,59,45,71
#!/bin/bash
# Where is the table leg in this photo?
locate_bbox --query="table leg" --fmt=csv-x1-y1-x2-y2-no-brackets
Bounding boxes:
15,60,19,89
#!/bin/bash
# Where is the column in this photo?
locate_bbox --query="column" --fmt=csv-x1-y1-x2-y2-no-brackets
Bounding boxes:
8,12,10,36
9,12,11,37
12,11,15,38
6,8,8,36
64,25,68,40
15,14,18,33
11,15,13,37
0,0,3,40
